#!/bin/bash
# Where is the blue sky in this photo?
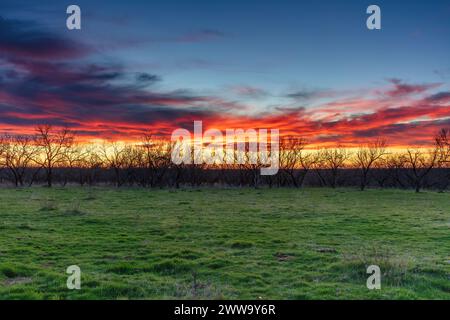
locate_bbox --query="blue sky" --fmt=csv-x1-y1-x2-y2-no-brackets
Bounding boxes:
3,0,449,91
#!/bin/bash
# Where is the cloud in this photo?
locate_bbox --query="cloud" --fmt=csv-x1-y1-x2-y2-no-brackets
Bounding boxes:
0,18,243,139
285,88,337,101
136,73,161,84
230,86,268,99
177,29,225,43
0,17,89,59
383,78,441,97
0,18,448,146
425,91,450,103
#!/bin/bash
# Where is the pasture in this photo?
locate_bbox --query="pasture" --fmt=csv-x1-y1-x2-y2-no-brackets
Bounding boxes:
0,187,449,299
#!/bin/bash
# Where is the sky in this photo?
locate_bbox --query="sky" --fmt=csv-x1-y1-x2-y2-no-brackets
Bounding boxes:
0,0,449,147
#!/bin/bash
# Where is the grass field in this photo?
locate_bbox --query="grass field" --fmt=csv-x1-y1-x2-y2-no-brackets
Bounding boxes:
0,187,449,300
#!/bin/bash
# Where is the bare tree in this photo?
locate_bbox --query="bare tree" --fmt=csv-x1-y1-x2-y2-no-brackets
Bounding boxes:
82,145,104,186
318,147,351,188
34,125,75,187
2,124,450,190
62,144,89,186
186,145,206,187
0,138,5,183
169,140,186,189
139,135,159,187
435,128,450,191
242,158,262,189
436,129,450,163
100,142,128,187
0,135,40,187
385,153,407,188
237,143,268,189
0,137,5,179
403,148,438,193
280,136,317,188
0,137,5,156
0,136,8,183
121,145,142,186
354,139,388,191
153,141,172,188
372,157,390,188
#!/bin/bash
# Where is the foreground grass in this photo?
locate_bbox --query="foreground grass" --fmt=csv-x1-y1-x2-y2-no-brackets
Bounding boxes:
0,187,449,300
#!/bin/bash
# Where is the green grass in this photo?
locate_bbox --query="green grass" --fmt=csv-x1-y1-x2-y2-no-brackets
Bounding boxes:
0,187,449,300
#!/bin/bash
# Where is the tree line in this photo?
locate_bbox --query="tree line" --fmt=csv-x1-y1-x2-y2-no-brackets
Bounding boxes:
0,125,449,192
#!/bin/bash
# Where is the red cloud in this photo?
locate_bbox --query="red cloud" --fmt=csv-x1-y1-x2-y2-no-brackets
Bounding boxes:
0,18,448,147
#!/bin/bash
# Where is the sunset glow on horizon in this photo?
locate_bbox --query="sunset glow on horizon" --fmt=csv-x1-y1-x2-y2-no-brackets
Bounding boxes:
0,0,449,148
